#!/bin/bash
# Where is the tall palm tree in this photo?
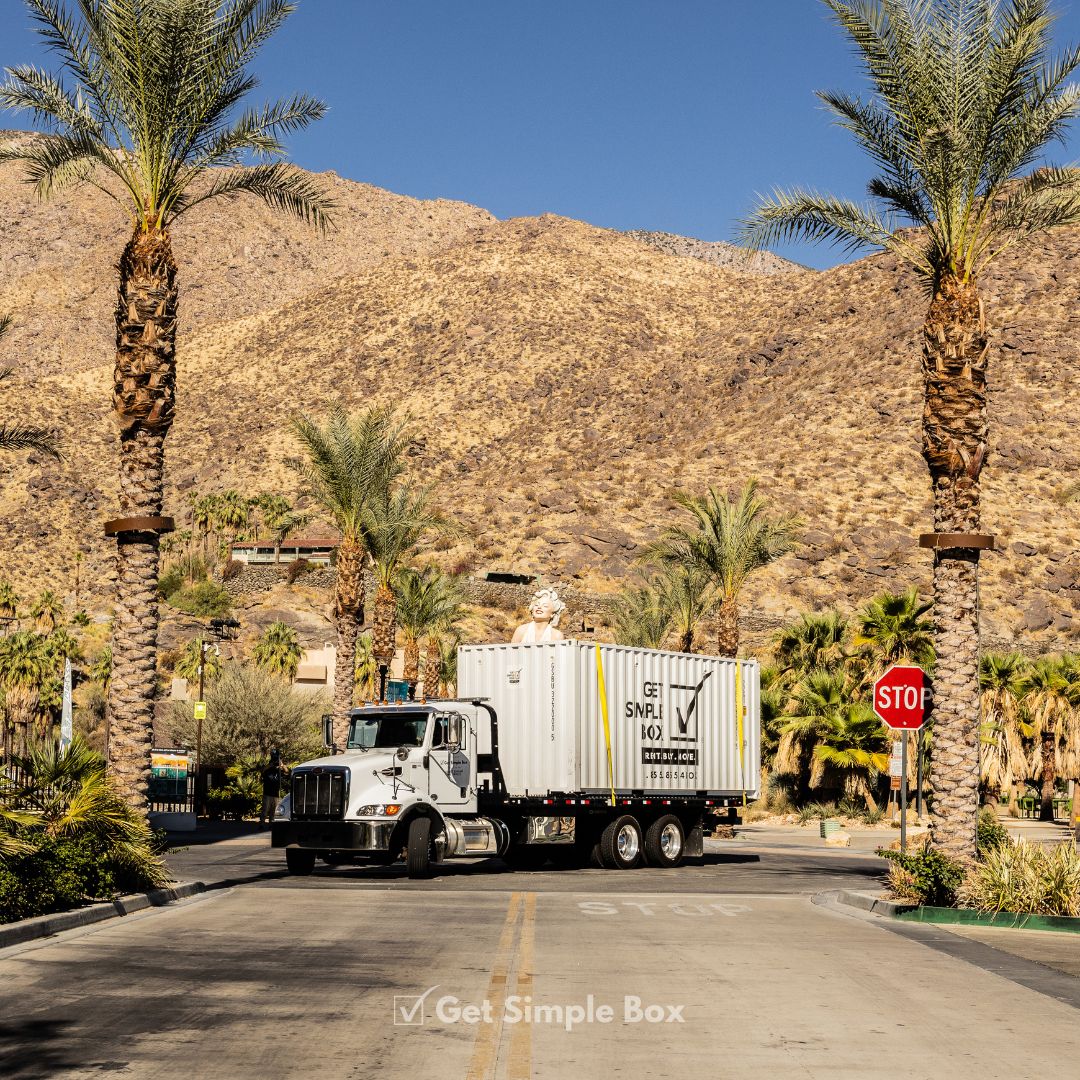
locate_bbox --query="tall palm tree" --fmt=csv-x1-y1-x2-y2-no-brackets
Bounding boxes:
1,0,330,809
360,481,454,682
853,588,935,676
289,407,409,743
251,620,302,680
213,489,250,553
0,630,49,757
0,315,59,457
643,480,800,657
979,651,1030,809
30,589,64,635
395,567,464,696
740,1,1080,858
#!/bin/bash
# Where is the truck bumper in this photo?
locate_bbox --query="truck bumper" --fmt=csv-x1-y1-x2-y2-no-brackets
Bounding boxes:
271,820,397,852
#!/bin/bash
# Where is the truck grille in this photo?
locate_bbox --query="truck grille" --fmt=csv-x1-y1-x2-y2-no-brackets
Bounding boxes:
291,767,349,820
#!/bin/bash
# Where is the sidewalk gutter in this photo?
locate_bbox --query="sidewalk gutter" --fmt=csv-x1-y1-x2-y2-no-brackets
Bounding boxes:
0,880,207,949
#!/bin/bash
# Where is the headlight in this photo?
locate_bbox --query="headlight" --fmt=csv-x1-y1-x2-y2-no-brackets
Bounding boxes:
356,804,402,817
276,795,291,820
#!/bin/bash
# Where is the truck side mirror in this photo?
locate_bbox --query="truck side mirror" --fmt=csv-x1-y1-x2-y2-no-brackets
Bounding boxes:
447,714,463,750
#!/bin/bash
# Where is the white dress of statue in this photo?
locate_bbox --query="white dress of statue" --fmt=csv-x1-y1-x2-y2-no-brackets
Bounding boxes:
511,588,566,643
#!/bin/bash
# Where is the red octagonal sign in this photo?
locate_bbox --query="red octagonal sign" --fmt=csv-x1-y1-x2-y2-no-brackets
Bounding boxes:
873,665,931,730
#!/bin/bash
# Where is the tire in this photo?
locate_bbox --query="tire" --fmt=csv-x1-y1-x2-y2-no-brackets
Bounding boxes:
644,815,685,868
598,815,643,870
407,816,434,879
285,848,317,876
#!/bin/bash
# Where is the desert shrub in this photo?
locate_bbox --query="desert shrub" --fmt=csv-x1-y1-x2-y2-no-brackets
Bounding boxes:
0,834,119,922
864,806,885,825
72,611,91,626
959,840,1080,917
797,801,837,825
221,559,244,582
167,580,232,618
285,557,311,585
879,847,965,907
977,806,1011,855
157,566,184,600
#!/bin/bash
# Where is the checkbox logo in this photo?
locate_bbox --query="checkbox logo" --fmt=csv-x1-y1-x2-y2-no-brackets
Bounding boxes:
394,985,440,1026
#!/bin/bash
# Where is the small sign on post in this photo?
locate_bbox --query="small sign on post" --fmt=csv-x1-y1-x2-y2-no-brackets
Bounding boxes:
193,701,207,720
874,665,931,854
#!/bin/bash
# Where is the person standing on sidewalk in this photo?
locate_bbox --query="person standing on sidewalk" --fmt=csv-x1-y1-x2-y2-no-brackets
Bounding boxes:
260,750,284,826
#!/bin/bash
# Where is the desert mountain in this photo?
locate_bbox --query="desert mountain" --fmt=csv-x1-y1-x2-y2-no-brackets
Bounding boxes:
1,153,1078,652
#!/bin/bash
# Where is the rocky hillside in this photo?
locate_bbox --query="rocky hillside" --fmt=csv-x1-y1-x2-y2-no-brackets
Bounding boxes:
1,153,1078,652
625,229,804,275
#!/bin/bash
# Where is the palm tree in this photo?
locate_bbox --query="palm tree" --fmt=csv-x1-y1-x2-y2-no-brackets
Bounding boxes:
289,407,410,742
395,567,464,696
0,581,19,621
739,1,1080,858
655,564,715,653
252,621,302,680
30,590,64,635
189,494,219,560
773,610,849,679
354,633,377,704
175,637,221,686
433,631,462,698
213,490,250,552
1018,657,1070,822
853,588,935,675
90,645,113,690
0,314,59,458
361,481,454,683
643,480,800,657
609,579,673,650
1,0,330,809
812,702,890,812
0,630,49,757
777,669,853,791
979,651,1030,809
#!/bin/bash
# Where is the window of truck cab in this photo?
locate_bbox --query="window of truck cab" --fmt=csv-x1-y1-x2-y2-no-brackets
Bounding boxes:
348,710,430,749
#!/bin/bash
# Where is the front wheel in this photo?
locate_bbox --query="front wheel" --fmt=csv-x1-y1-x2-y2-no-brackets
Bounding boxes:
644,815,685,868
285,848,317,876
407,817,434,879
598,815,643,870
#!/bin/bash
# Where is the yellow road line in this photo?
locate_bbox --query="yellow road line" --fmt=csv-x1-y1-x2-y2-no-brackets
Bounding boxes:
506,892,536,1080
466,891,524,1080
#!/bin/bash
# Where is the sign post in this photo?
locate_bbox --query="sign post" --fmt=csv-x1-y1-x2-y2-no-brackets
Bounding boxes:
873,665,931,854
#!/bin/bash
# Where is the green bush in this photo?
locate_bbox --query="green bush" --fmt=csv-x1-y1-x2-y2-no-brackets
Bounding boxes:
167,580,232,618
286,557,311,585
205,785,260,820
977,806,1011,855
960,840,1080,916
797,801,837,825
879,846,965,906
157,566,184,600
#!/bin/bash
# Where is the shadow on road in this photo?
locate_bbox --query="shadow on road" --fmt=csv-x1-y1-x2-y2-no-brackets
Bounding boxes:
0,1020,83,1080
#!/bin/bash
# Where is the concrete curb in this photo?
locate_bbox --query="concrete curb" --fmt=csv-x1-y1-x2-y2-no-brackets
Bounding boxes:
897,905,1080,934
834,889,917,918
0,881,207,949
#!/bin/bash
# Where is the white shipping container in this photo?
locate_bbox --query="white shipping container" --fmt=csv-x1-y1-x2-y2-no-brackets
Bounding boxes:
458,641,760,799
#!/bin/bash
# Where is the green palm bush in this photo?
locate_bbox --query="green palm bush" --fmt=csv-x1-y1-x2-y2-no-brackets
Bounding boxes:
252,621,302,680
741,0,1080,859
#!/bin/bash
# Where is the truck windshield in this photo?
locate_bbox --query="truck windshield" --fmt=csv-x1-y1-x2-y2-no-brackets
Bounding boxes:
347,711,429,750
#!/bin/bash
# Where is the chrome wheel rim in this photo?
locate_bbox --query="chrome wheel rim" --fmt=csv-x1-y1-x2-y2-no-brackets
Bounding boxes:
616,823,640,862
660,823,682,859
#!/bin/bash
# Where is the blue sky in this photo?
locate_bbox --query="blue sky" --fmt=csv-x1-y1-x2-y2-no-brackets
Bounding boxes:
3,0,1080,268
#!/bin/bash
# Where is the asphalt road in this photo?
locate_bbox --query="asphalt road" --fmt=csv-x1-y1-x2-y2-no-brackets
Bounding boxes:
2,837,1078,1080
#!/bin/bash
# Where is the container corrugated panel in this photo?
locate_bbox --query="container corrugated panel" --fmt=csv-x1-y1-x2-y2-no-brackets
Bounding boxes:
458,641,760,799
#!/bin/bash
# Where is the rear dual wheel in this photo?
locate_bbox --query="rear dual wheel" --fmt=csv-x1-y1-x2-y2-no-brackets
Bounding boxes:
598,815,643,870
644,815,685,869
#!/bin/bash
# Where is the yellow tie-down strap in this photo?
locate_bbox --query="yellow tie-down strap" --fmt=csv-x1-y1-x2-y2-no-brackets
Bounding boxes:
735,663,746,807
595,644,616,806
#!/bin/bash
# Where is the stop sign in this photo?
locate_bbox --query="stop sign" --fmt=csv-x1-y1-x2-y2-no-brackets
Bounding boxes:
873,665,931,730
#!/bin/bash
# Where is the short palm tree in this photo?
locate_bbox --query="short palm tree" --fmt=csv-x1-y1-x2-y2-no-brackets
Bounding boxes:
853,588,935,675
777,669,853,789
251,621,302,680
213,490,251,552
812,702,890,812
30,589,64,635
609,579,674,650
174,637,221,686
979,651,1031,808
0,315,59,456
643,480,800,657
0,630,49,756
289,407,409,741
395,567,464,695
1,0,330,809
90,645,113,690
773,610,849,679
655,564,715,654
0,581,19,621
739,0,1080,858
1018,657,1070,822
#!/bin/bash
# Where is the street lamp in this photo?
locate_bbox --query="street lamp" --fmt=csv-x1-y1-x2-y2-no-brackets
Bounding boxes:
192,617,240,814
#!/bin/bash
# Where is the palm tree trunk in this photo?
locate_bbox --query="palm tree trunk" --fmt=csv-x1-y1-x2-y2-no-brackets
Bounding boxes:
679,626,694,653
716,598,739,657
922,274,988,862
423,635,441,699
107,227,177,812
1039,726,1057,822
403,633,420,694
332,537,364,748
373,583,397,669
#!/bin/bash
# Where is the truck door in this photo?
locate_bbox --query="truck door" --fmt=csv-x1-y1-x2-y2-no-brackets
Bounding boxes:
427,710,474,810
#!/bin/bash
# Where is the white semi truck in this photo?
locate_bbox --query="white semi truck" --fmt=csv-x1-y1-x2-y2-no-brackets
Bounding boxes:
272,640,760,877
